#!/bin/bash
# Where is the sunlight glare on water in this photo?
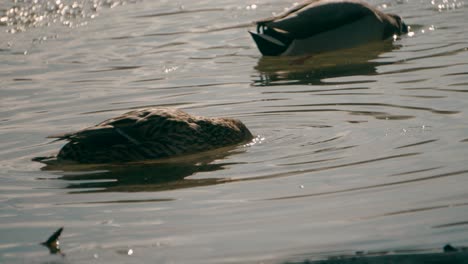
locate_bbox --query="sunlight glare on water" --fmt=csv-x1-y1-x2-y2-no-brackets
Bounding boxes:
0,0,468,263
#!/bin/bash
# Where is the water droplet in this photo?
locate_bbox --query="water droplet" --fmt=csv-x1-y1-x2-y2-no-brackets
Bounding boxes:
299,185,304,189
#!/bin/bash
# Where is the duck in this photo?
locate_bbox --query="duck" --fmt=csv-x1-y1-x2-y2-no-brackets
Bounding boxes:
33,108,253,164
249,0,408,56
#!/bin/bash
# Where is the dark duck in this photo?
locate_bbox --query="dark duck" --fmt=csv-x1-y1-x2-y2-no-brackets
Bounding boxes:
250,0,408,56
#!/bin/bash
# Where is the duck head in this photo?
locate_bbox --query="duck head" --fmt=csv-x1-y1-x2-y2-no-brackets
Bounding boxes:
196,117,253,146
388,13,408,34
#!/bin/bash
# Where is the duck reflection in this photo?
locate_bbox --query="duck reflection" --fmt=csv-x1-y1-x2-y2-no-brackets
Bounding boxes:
253,40,399,86
40,147,243,193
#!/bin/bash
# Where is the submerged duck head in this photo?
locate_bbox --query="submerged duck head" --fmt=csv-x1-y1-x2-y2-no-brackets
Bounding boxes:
386,13,409,35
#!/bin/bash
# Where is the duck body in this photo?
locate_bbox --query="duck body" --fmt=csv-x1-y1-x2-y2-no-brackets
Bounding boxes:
35,108,253,164
250,0,408,56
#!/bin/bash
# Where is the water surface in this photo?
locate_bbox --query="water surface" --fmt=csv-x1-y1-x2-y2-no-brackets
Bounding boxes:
1,0,468,263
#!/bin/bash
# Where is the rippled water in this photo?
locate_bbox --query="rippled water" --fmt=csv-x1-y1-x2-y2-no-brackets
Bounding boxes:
1,0,468,263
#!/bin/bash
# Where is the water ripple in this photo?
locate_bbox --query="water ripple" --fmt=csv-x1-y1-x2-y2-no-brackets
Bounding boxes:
433,220,468,228
270,103,459,115
395,139,439,149
362,202,468,220
133,8,225,18
264,169,468,201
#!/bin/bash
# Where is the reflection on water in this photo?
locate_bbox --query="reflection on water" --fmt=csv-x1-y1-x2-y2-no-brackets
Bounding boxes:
39,147,246,193
254,41,396,86
59,163,230,193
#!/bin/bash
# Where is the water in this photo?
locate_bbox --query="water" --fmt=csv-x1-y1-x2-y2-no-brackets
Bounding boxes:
1,0,467,263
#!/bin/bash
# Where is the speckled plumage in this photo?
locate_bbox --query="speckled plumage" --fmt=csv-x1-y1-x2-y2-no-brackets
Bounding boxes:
35,108,253,164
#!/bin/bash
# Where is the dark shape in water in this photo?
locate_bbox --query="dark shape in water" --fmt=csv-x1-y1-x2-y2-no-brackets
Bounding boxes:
253,41,396,86
41,227,64,255
58,153,242,193
250,0,408,56
33,108,253,165
286,244,468,264
444,243,459,253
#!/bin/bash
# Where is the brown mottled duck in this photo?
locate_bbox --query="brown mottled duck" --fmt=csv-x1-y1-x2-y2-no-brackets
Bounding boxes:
34,108,253,164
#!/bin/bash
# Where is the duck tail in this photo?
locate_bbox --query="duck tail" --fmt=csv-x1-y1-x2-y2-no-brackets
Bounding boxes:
249,30,288,56
41,227,64,255
32,155,58,164
250,23,294,56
